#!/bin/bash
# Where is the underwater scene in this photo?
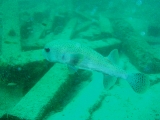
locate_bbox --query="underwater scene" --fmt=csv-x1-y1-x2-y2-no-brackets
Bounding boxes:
0,0,160,120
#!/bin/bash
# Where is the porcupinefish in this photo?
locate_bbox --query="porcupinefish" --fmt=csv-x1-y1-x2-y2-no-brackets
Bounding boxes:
43,40,150,93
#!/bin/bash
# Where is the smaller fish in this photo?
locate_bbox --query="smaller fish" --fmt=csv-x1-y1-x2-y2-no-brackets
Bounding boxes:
43,40,150,93
41,23,47,26
7,82,17,86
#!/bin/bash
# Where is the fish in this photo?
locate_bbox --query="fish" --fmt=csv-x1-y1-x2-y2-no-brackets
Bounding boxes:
7,82,17,86
43,40,150,93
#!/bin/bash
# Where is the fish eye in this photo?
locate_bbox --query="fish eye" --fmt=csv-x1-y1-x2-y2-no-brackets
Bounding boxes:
44,48,50,52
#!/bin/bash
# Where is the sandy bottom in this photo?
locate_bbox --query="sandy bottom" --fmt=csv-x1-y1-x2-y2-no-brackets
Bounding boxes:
92,78,160,120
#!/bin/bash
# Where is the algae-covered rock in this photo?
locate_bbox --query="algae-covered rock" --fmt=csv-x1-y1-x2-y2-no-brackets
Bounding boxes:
112,19,160,73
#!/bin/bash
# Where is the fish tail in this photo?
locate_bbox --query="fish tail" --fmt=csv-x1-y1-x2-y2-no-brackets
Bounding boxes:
126,73,150,93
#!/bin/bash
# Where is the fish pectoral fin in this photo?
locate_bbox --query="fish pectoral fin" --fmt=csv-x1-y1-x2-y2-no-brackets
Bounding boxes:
67,65,78,74
69,53,83,66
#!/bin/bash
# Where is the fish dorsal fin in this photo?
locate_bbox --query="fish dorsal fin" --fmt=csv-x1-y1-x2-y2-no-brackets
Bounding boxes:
107,49,119,64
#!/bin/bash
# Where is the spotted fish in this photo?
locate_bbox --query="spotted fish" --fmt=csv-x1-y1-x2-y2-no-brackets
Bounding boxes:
43,40,150,93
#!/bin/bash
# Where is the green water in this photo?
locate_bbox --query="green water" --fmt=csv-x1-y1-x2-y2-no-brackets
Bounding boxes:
0,0,160,120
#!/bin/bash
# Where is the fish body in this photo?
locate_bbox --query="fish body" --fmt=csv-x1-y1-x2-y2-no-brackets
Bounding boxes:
43,40,150,93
